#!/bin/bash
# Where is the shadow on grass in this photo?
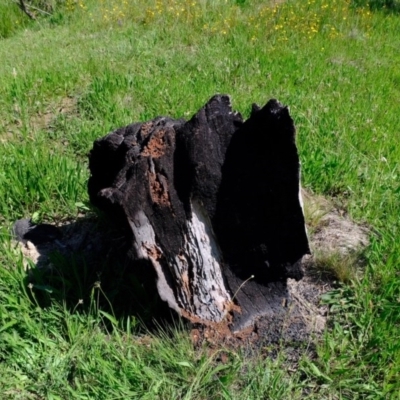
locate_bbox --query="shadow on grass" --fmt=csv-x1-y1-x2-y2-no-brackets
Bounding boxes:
21,214,179,331
351,0,400,13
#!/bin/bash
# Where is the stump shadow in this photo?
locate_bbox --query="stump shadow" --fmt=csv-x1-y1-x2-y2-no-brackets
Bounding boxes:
19,215,178,331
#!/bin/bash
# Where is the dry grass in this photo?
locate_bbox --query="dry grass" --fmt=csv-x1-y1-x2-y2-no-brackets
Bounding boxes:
308,250,362,283
302,189,333,234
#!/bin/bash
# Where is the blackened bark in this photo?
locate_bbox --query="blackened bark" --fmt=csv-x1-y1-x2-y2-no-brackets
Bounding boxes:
88,95,309,330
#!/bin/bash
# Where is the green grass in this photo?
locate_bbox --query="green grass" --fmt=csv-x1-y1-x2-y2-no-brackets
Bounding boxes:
1,0,400,398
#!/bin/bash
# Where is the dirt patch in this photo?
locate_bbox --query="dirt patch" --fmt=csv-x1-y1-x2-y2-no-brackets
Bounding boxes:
1,96,77,143
310,209,369,255
30,96,77,132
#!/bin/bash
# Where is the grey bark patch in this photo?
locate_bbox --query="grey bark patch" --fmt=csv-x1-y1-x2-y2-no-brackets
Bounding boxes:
12,219,32,243
12,219,62,245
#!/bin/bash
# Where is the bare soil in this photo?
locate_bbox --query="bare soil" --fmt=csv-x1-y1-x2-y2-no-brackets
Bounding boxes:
30,96,77,133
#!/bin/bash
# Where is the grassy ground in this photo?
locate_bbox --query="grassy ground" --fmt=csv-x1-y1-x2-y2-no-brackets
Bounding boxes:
1,0,400,398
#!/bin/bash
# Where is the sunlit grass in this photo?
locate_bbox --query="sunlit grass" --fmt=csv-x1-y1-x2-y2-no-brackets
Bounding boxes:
0,0,400,398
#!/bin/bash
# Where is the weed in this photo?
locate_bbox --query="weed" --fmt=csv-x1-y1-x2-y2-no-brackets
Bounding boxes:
352,0,400,13
310,250,362,283
302,189,333,234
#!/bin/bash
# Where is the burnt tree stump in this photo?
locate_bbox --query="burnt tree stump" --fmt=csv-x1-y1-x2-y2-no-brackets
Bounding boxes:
88,95,310,331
